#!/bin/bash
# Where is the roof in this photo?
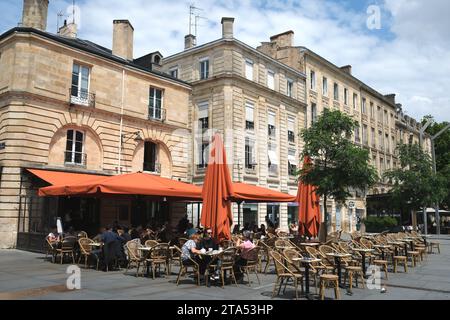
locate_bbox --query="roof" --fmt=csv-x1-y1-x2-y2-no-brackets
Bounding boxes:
0,27,191,88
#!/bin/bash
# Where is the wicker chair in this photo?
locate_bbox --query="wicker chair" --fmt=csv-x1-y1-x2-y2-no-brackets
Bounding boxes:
305,246,334,274
239,246,261,286
270,251,303,300
77,231,88,239
56,238,76,264
145,243,170,279
125,240,144,277
45,237,57,263
78,238,99,270
173,245,200,286
145,240,159,248
319,274,340,300
215,247,238,288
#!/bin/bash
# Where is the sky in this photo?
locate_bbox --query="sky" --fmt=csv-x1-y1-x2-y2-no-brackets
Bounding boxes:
1,0,449,123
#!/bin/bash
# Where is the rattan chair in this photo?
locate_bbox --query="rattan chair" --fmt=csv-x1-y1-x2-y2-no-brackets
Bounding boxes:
78,238,99,270
215,247,238,288
270,251,303,300
145,240,159,248
145,243,170,279
174,245,200,286
56,238,76,264
239,246,261,286
319,274,340,300
124,240,144,277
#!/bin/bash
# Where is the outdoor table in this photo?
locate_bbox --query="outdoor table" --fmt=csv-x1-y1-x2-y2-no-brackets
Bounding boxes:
293,257,321,299
197,249,224,287
352,248,374,278
387,241,404,256
325,253,351,287
403,238,416,251
373,244,391,260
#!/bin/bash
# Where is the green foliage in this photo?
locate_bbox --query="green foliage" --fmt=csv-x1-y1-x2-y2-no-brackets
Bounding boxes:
362,216,398,232
299,109,378,235
422,116,450,209
384,142,447,211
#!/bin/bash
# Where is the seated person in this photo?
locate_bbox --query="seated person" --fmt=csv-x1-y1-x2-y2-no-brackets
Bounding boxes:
181,234,208,276
184,223,197,238
46,226,61,249
234,231,256,280
197,229,218,251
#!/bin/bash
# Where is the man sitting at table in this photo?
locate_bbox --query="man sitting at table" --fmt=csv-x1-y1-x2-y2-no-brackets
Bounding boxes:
234,231,256,281
198,229,218,251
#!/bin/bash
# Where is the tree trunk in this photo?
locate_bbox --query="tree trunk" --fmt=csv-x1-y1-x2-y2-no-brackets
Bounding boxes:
319,195,328,243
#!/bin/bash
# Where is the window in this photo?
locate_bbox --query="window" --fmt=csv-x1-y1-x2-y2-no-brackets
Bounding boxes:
371,127,376,147
322,77,328,96
268,143,278,174
353,93,358,109
377,106,382,123
387,160,390,170
169,67,178,78
198,142,209,169
379,131,383,150
198,102,209,133
245,101,254,130
355,126,360,143
392,136,395,154
390,113,394,127
143,141,159,173
199,58,209,80
384,110,388,125
370,102,374,118
385,134,389,153
311,103,317,124
288,117,295,143
245,59,254,81
149,87,163,120
71,63,90,106
361,98,367,114
310,70,316,91
245,137,256,170
288,149,297,176
287,79,294,97
267,70,275,90
379,157,384,175
344,88,348,105
333,83,339,101
268,111,276,138
362,125,368,145
65,129,84,165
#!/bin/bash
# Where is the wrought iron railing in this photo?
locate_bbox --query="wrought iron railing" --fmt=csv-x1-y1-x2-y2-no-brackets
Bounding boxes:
69,88,95,107
64,151,87,166
148,107,166,121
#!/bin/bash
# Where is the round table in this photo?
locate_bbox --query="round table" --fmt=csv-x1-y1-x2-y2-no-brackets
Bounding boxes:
325,253,351,286
352,248,374,277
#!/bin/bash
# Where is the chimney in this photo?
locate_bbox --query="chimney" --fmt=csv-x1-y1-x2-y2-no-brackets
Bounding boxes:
58,20,77,38
221,17,234,39
270,30,294,47
384,94,396,105
340,65,352,75
112,20,134,60
184,34,196,50
21,0,49,31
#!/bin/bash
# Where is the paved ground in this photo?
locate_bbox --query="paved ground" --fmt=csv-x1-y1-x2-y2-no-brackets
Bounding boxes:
0,235,449,300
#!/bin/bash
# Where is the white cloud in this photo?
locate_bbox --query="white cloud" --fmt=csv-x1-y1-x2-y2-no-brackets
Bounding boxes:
8,0,449,122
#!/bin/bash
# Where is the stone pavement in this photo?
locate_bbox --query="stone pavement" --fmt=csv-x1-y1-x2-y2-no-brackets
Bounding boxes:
0,235,449,300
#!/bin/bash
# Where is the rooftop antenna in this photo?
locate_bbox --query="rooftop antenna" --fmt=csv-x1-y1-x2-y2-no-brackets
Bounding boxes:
189,3,203,36
57,10,65,32
194,14,207,38
72,0,76,24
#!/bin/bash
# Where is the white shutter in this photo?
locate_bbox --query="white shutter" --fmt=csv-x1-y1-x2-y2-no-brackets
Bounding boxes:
198,102,208,118
288,117,295,132
268,150,279,165
287,150,297,166
245,102,254,122
268,111,276,126
245,60,253,80
267,70,275,89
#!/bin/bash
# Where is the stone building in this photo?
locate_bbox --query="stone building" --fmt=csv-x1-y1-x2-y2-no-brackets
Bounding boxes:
0,0,192,249
161,18,308,230
257,31,431,231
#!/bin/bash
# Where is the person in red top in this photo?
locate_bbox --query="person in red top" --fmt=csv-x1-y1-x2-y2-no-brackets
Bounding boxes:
234,231,256,281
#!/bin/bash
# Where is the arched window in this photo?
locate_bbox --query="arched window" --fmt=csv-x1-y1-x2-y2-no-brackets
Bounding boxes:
153,55,161,64
65,129,85,165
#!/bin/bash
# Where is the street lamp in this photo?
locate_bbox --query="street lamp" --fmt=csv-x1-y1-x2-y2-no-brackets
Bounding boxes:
118,131,143,174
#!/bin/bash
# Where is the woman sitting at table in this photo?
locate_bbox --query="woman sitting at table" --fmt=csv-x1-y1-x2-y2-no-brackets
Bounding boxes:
181,233,208,276
234,231,255,280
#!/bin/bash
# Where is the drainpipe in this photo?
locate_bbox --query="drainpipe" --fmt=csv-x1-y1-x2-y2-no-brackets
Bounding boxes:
118,69,125,174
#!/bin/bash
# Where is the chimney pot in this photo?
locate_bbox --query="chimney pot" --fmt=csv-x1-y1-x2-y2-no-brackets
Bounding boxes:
340,65,352,75
269,30,294,47
112,19,134,60
184,34,197,50
21,0,49,31
221,17,234,39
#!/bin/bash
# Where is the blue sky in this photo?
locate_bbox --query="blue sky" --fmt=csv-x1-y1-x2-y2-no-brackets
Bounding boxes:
1,0,449,123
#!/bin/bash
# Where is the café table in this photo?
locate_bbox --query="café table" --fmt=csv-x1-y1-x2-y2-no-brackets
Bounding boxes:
352,248,374,277
137,247,153,276
325,253,352,287
387,241,404,256
197,249,225,287
372,244,391,260
292,257,321,299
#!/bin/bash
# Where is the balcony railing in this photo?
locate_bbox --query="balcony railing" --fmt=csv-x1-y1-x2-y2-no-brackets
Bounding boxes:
143,162,161,174
148,107,166,121
197,163,208,170
69,88,95,107
245,163,257,173
246,121,254,131
268,125,276,138
288,131,295,143
64,151,87,166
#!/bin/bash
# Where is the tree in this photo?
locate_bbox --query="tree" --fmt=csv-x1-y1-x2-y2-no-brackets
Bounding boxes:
422,115,450,209
299,109,378,241
384,143,446,227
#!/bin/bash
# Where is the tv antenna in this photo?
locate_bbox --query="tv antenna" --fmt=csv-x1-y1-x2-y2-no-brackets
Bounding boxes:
57,10,65,32
189,3,205,38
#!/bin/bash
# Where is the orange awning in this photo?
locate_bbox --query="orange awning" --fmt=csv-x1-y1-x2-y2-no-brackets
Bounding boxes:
27,168,107,186
231,182,296,203
38,171,203,201
201,134,234,242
